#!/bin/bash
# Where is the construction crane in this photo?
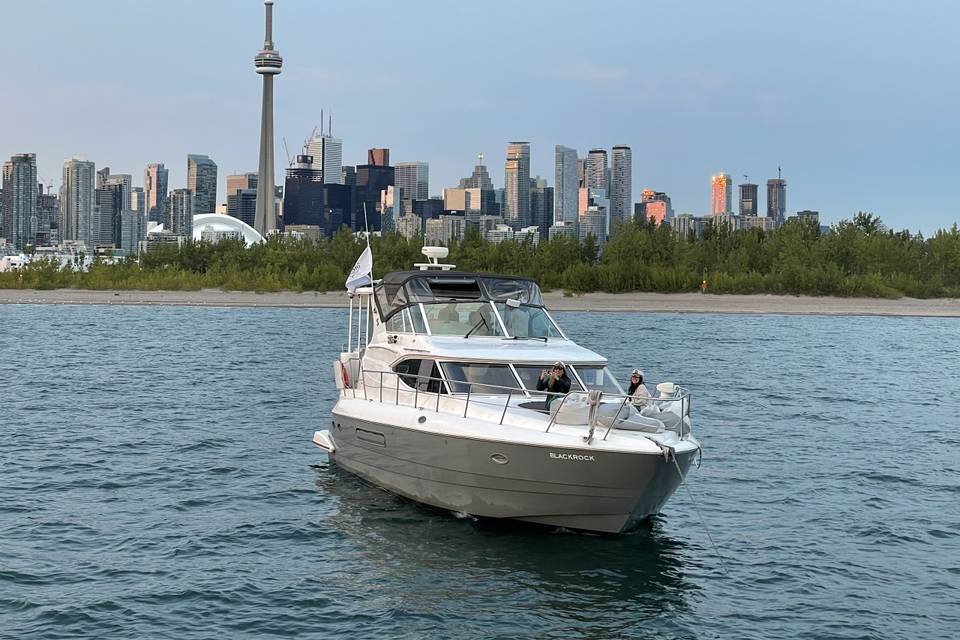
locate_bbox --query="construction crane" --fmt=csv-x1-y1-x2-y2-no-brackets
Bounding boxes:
282,137,293,166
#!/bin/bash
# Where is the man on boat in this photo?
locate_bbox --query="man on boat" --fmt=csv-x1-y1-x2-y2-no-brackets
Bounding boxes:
537,361,572,410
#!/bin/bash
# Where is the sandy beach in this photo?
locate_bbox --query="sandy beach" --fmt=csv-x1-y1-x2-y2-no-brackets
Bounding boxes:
1,288,959,317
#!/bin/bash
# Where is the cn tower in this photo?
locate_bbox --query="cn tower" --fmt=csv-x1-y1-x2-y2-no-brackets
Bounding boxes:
253,0,282,236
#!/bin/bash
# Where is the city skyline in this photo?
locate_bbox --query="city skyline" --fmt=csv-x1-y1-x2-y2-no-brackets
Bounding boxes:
1,0,957,233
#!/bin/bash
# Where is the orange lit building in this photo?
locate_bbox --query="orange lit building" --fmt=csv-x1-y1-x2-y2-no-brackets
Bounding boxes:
711,173,732,215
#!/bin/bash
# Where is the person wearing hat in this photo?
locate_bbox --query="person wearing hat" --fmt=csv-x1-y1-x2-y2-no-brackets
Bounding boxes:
537,361,571,410
627,369,651,407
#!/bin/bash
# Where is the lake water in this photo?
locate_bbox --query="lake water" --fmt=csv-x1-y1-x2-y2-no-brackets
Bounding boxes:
1,305,958,639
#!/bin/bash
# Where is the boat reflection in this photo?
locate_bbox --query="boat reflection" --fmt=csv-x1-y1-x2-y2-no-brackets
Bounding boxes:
312,462,697,633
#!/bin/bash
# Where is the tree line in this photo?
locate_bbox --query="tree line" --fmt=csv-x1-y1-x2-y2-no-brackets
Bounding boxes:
2,212,959,298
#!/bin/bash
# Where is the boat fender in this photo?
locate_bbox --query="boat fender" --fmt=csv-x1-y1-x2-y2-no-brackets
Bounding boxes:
341,361,351,388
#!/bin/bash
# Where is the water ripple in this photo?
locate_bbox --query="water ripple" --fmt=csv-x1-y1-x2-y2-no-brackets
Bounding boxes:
0,306,957,639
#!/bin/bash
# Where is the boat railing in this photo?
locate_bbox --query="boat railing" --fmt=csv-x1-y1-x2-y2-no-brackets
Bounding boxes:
341,357,692,441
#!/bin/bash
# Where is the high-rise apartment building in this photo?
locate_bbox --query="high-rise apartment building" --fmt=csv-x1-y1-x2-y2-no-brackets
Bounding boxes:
609,145,632,227
2,153,38,250
144,163,169,223
36,189,58,246
585,149,608,191
187,154,218,213
166,189,194,237
395,162,429,201
711,173,732,215
767,171,787,224
635,189,673,226
94,183,123,246
62,156,96,247
739,182,758,217
554,145,578,226
530,177,554,240
503,142,530,230
306,133,343,184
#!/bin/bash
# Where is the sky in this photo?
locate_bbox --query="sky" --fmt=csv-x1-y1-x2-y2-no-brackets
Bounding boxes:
2,0,958,233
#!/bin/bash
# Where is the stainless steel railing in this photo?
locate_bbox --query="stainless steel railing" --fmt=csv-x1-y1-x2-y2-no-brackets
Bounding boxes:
338,356,692,440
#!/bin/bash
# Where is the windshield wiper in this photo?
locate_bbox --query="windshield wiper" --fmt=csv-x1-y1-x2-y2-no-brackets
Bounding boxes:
464,316,489,339
505,335,548,343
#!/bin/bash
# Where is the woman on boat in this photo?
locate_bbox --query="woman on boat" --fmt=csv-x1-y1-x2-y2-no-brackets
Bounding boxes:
627,369,651,407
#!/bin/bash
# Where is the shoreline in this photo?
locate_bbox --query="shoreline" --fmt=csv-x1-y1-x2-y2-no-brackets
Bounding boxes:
1,288,959,317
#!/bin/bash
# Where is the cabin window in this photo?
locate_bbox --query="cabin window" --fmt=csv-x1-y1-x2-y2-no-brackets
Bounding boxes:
392,359,446,394
441,362,521,395
570,365,624,395
512,365,585,396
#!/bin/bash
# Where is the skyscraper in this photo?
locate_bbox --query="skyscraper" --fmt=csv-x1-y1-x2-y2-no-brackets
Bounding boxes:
368,148,390,166
395,162,429,201
130,187,146,217
457,153,497,215
585,149,608,191
355,155,394,231
2,154,38,250
94,183,123,246
144,163,168,223
635,189,673,226
226,173,258,229
254,0,282,237
767,170,787,224
503,142,530,230
609,145,632,227
711,173,732,215
62,156,96,247
554,145,578,226
187,154,218,213
306,131,343,185
739,182,758,217
36,188,59,246
530,177,554,240
283,154,352,238
166,189,194,237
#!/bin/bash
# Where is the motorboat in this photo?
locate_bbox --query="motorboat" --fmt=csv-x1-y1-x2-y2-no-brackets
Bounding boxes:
312,247,701,534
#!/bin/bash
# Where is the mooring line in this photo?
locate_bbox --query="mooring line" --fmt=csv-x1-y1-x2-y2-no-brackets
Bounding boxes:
672,453,730,577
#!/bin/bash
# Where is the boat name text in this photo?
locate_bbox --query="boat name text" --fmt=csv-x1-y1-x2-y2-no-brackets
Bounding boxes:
549,452,595,462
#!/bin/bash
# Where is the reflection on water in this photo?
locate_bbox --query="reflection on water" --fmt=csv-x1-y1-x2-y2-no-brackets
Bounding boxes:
313,463,696,638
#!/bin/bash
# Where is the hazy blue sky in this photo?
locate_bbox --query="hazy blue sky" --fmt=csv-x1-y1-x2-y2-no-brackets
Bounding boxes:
2,0,957,232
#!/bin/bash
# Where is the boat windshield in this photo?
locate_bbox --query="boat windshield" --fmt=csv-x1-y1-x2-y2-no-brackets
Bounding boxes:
494,303,563,339
375,273,544,322
421,302,506,336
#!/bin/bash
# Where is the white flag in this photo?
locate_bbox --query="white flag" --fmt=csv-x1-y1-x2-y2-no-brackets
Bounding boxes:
345,245,373,292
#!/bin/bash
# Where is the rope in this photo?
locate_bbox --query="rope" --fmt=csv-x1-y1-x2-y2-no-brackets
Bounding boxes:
672,453,730,577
